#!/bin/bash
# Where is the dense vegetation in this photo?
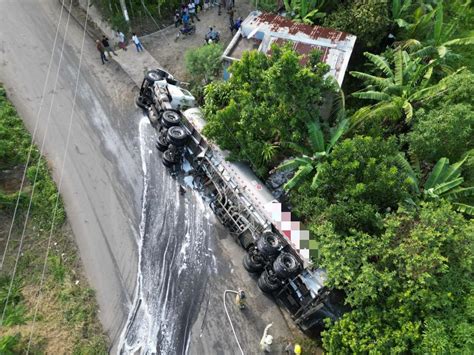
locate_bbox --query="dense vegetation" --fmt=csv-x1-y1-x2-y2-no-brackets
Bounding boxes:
199,0,474,352
94,0,179,33
203,47,335,176
0,86,107,353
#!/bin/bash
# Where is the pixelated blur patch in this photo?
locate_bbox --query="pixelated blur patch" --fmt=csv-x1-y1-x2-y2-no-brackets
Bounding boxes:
265,202,313,261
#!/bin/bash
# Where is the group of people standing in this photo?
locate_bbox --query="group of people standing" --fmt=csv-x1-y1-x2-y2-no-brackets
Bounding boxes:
96,31,144,64
174,0,242,34
174,0,202,29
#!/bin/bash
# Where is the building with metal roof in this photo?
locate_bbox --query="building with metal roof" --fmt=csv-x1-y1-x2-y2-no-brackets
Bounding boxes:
222,11,357,85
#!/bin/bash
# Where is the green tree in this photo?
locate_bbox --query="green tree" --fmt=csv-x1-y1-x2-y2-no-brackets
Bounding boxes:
320,202,474,353
185,44,223,86
407,104,474,163
323,0,390,48
350,49,446,126
203,45,335,176
291,136,410,235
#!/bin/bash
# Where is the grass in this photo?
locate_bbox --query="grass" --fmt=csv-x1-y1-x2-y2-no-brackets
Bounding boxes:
0,84,108,353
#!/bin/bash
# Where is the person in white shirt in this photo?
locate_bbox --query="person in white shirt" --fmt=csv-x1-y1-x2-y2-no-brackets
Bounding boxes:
131,33,144,52
188,1,200,23
116,30,127,51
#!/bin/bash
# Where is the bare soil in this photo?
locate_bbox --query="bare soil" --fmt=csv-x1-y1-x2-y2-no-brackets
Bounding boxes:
141,1,256,80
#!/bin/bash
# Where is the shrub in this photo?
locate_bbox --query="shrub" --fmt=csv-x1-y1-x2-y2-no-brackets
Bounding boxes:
407,104,474,164
323,0,390,49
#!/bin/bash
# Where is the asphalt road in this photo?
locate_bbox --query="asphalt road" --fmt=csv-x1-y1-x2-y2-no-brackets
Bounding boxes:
0,0,293,353
0,0,141,349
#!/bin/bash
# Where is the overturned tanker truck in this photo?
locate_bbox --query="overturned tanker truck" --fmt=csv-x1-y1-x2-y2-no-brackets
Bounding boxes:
136,69,345,333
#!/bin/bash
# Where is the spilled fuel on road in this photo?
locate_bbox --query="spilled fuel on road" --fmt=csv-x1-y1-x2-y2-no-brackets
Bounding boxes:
118,117,216,354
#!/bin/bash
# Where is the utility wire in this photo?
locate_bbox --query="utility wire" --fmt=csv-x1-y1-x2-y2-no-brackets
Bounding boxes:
0,0,74,327
0,0,66,270
26,0,91,350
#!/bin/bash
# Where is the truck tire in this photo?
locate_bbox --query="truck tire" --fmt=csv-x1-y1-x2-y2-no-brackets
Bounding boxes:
257,270,281,293
156,134,169,152
161,110,181,128
238,231,255,250
162,149,179,168
167,126,189,147
257,231,280,257
243,252,264,273
273,252,300,279
136,95,151,110
145,70,164,83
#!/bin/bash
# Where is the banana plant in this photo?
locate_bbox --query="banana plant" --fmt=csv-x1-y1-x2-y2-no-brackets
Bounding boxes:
284,0,326,25
397,154,474,215
398,2,474,61
277,118,348,191
350,48,449,127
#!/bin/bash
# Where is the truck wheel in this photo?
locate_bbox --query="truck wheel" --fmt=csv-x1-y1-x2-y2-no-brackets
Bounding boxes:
257,231,280,257
257,270,281,293
243,252,264,273
162,149,179,168
273,252,300,279
161,110,181,128
145,70,164,83
167,126,189,147
136,95,151,110
156,134,169,152
238,231,255,250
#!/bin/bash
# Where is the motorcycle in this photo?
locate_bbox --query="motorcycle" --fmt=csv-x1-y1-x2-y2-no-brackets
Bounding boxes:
205,29,220,44
175,24,196,41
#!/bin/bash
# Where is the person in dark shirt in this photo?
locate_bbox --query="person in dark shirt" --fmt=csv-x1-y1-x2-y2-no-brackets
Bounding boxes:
96,39,108,64
101,35,117,57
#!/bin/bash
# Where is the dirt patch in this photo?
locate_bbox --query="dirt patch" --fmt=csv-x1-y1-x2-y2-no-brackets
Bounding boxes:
141,1,255,80
0,165,27,193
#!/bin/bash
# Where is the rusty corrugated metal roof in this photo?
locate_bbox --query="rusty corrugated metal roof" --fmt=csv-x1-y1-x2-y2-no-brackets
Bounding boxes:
251,12,349,42
225,11,357,85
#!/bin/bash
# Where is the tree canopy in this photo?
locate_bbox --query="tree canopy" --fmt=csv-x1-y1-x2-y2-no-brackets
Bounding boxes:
203,45,335,176
320,202,474,354
195,1,474,352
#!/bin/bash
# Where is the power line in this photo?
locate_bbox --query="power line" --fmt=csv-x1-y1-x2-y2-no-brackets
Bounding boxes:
0,0,66,270
0,0,74,327
26,1,91,350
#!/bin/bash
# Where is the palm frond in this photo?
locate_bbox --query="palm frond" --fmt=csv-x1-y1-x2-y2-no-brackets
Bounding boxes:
424,157,449,189
351,91,391,101
364,52,393,77
394,49,404,86
452,203,474,216
444,36,474,46
444,187,474,200
443,154,469,182
411,45,437,58
409,82,445,102
350,101,403,129
350,71,390,89
281,141,310,155
433,2,443,46
283,164,314,191
402,101,413,122
430,177,464,196
310,165,322,190
395,153,420,193
328,119,348,152
307,121,325,153
398,38,423,51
